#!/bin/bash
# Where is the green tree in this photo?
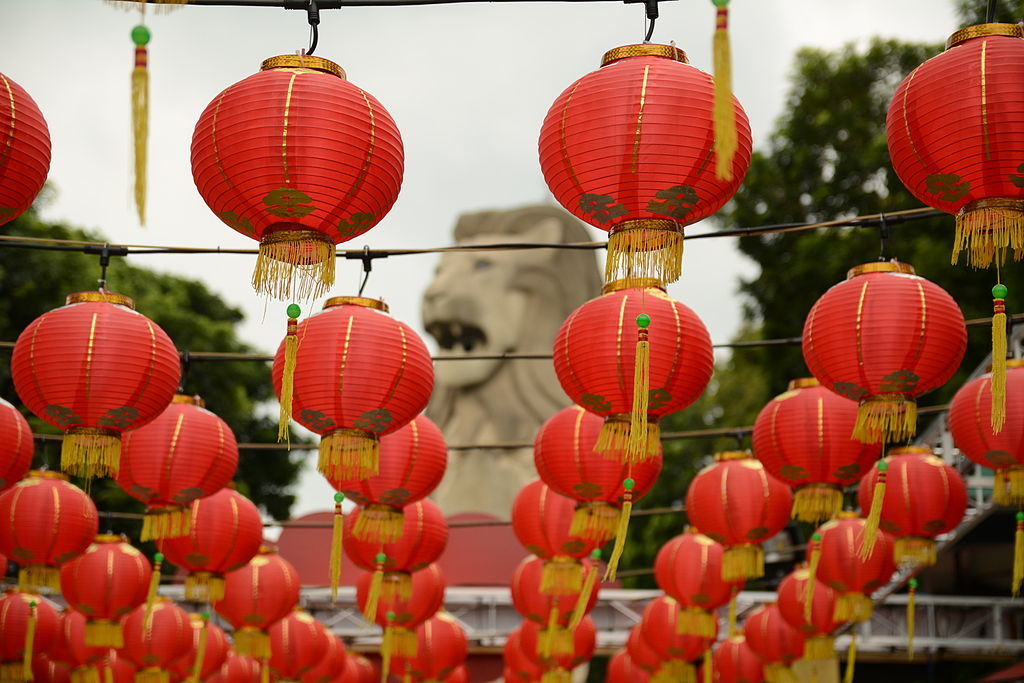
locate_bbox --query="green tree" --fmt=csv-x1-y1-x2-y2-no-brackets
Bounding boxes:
957,0,1024,23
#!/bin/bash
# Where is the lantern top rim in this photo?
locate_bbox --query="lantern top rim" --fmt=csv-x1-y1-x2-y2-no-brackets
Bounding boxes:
27,470,68,481
65,291,136,309
835,511,860,520
260,55,346,79
601,278,666,295
887,446,933,457
93,533,127,544
323,296,390,313
172,394,206,407
787,377,820,390
946,23,1023,50
989,359,1024,371
601,44,689,67
846,261,916,279
713,450,752,462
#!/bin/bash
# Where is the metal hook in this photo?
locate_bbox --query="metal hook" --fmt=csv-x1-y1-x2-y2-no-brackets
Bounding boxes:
358,245,373,296
877,212,890,262
306,0,321,56
178,350,191,394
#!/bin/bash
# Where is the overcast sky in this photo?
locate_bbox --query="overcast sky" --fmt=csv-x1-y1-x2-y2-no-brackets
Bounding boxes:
1,0,959,518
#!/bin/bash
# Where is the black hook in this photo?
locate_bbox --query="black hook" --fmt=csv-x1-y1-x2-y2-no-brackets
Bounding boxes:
733,430,746,451
358,245,373,296
178,350,191,394
82,243,129,291
644,0,658,41
987,0,998,23
877,212,890,262
306,0,321,56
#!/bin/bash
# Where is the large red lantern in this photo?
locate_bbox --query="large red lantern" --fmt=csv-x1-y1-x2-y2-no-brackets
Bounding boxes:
886,23,1024,268
268,610,330,682
518,616,596,682
0,591,58,682
272,297,433,480
811,514,895,622
191,55,404,300
742,604,804,683
802,262,966,443
653,529,742,638
0,73,50,227
857,447,967,567
59,535,152,647
685,452,792,582
539,43,751,285
157,488,263,602
640,595,716,683
11,292,180,478
0,471,98,590
776,566,841,661
607,650,652,683
170,614,230,683
301,632,346,683
118,395,238,540
327,414,447,544
752,378,880,522
711,636,763,683
212,546,300,658
208,653,260,683
392,613,468,682
0,399,32,492
119,599,192,683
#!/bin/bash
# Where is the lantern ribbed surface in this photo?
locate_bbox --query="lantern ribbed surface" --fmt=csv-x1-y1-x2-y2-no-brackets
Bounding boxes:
742,604,805,668
356,563,445,629
503,630,544,682
118,396,239,541
344,499,448,573
752,378,880,522
157,488,264,602
209,653,261,683
0,591,58,679
518,615,596,673
802,263,966,443
510,556,598,626
339,654,377,683
120,600,192,683
268,611,330,681
653,529,741,638
301,632,346,683
812,514,895,622
0,399,31,493
607,650,652,683
0,73,51,227
776,567,840,646
640,595,715,664
10,293,181,479
711,635,764,683
625,625,662,675
191,56,404,300
0,472,98,591
272,297,433,480
392,613,468,682
886,25,1024,266
170,615,230,683
53,610,106,671
511,481,601,561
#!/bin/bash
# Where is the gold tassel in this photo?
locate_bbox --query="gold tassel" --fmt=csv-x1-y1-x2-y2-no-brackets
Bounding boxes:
570,502,619,541
570,550,601,629
61,428,121,479
330,493,344,604
252,230,335,301
259,660,269,683
136,670,169,683
764,663,797,683
393,629,417,658
362,553,386,622
140,506,191,542
953,200,1024,268
626,320,651,465
189,614,210,683
894,537,937,567
541,670,572,683
834,593,873,623
843,634,856,683
541,607,559,658
71,666,101,683
184,571,224,603
84,619,123,648
652,660,696,683
602,484,634,582
130,24,149,225
541,557,584,596
319,429,380,480
727,595,738,636
907,579,917,660
858,460,887,561
805,533,822,623
792,486,844,524
703,648,712,683
18,566,59,592
232,628,270,658
677,607,716,638
853,396,916,444
380,614,396,683
711,0,736,181
102,660,113,683
144,553,163,630
803,635,835,661
278,305,300,443
1013,512,1024,597
605,220,684,288
353,504,405,544
722,544,764,581
22,601,36,681
992,285,1008,433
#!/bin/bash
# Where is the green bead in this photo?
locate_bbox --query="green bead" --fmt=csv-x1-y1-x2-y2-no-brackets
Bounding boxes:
811,533,821,542
993,283,1009,299
131,25,151,46
287,303,301,318
711,0,730,6
386,611,396,621
636,313,651,329
334,492,345,503
877,460,888,473
623,478,635,490
375,552,388,564
28,601,36,608
154,552,164,564
201,611,211,620
1017,511,1024,522
908,578,918,589
590,549,602,560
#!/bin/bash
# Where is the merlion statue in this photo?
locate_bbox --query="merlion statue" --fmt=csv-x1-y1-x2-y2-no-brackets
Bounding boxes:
422,205,603,517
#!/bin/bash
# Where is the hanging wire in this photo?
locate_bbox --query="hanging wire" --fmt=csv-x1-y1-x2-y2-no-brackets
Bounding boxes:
305,0,320,55
877,212,889,261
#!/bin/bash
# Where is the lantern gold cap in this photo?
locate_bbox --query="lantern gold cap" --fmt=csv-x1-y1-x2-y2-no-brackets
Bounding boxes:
602,44,689,66
93,534,126,544
846,261,915,279
887,446,933,456
714,450,752,462
66,291,136,309
787,378,820,390
836,511,860,519
173,394,207,408
27,470,68,481
602,278,666,295
946,23,1023,50
260,55,346,79
324,296,389,313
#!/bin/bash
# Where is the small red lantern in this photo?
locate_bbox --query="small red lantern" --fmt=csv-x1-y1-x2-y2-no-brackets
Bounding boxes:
0,398,32,492
518,616,596,683
685,452,792,582
268,611,330,682
886,23,1024,268
119,599,192,683
753,378,880,523
157,488,264,602
102,651,135,683
170,614,229,683
212,546,300,658
653,529,742,638
776,567,841,661
640,595,715,683
31,656,70,683
802,262,966,444
272,297,433,480
711,635,764,683
539,44,751,285
0,471,99,590
392,613,468,682
503,630,544,683
607,650,652,683
11,292,180,478
0,591,58,682
742,604,804,683
510,556,599,647
626,625,664,676
338,655,376,683
0,73,51,227
208,653,260,683
118,395,238,541
191,55,404,301
301,632,346,683
811,514,895,622
53,610,106,683
857,447,967,567
59,535,152,647
327,414,447,544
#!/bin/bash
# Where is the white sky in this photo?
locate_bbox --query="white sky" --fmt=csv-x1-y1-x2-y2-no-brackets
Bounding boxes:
1,0,958,518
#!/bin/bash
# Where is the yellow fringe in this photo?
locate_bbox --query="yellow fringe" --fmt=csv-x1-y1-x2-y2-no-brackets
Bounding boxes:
764,663,797,683
1013,515,1024,597
319,430,380,480
570,502,619,541
541,607,559,658
540,670,571,683
994,468,1024,506
278,317,298,443
233,628,271,658
141,507,191,542
545,627,575,657
541,558,583,596
22,602,36,681
144,556,162,631
330,502,344,604
992,301,1007,434
843,634,856,683
70,666,100,683
727,595,738,637
834,593,873,623
722,544,763,582
853,396,916,444
136,671,169,683
858,467,887,561
569,563,598,630
793,486,844,524
61,429,121,479
381,572,413,602
184,572,224,603
803,635,835,661
805,542,821,624
102,663,112,683
393,629,417,658
894,537,936,567
676,607,715,638
907,585,916,660
353,505,404,544
703,649,712,683
605,225,684,288
953,204,1024,268
260,659,269,683
0,663,30,683
132,46,148,225
18,566,59,592
252,232,335,302
651,660,695,683
84,619,124,648
363,568,384,622
190,619,209,683
712,3,737,181
626,333,650,465
602,497,632,581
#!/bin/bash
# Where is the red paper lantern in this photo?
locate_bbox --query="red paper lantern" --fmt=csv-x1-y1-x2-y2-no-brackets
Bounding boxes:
119,599,192,683
157,488,263,602
534,405,662,543
327,414,447,544
811,514,895,622
208,653,261,683
949,361,1024,505
356,563,445,632
857,447,967,566
742,604,804,682
510,556,598,630
11,292,180,478
118,395,238,541
102,650,135,683
685,452,792,582
392,613,468,682
711,635,763,683
640,595,715,682
752,378,880,522
518,616,596,681
776,567,841,661
170,614,229,683
886,23,1024,267
272,297,433,480
191,55,404,300
0,471,98,590
0,399,32,492
653,529,742,638
301,632,346,683
0,591,58,682
539,43,751,285
802,262,966,443
625,625,663,676
59,535,152,647
607,650,652,683
0,73,50,227
212,546,300,658
338,655,376,683
503,630,544,683
31,656,70,683
53,610,106,682
268,611,330,681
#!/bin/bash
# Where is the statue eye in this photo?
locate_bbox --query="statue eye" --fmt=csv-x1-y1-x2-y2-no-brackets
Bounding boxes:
474,259,492,271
